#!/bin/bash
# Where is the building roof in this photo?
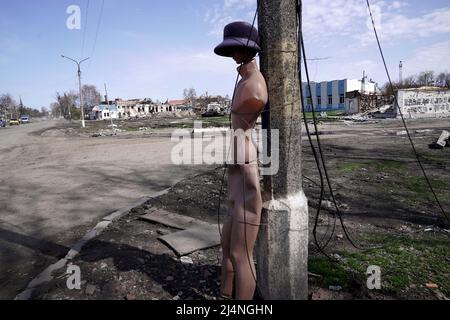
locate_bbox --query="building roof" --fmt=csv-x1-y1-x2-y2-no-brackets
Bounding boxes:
397,86,450,92
92,104,118,112
168,99,187,106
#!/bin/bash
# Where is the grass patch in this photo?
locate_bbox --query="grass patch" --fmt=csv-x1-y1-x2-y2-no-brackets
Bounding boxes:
311,233,450,298
309,257,359,290
336,159,407,174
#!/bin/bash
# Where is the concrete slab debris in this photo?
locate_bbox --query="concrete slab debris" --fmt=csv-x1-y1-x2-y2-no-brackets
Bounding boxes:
139,210,221,256
158,225,221,256
429,130,450,149
139,210,210,230
437,130,450,147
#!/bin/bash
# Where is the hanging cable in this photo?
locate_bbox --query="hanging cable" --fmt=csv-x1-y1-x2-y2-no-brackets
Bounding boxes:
366,0,449,225
295,0,334,257
297,0,361,250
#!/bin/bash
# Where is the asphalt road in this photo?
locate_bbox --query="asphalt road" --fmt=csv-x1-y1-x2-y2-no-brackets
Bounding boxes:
0,120,208,299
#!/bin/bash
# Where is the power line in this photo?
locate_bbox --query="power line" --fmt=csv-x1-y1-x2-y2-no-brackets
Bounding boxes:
90,0,105,59
80,0,90,60
85,0,105,73
366,0,449,225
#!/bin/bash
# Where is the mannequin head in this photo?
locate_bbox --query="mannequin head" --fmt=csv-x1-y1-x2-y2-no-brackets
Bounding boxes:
231,47,257,64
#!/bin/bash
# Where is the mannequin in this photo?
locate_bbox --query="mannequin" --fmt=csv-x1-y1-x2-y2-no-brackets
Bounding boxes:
214,22,268,300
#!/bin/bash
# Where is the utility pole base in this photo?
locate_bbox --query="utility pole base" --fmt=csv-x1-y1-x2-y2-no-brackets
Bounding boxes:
256,190,309,300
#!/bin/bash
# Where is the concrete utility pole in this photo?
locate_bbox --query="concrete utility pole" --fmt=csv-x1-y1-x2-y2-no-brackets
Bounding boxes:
256,0,309,300
61,55,90,128
399,61,403,84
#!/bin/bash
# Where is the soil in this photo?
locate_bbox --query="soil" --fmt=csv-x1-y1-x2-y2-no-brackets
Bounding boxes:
35,117,450,300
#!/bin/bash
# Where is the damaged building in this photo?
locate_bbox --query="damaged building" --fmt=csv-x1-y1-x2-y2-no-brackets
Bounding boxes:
393,87,450,119
302,76,377,113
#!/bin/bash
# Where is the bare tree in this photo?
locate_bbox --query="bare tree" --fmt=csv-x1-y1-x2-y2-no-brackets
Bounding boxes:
82,85,102,108
417,71,435,86
183,88,197,108
50,102,61,118
436,72,450,88
55,91,79,119
0,93,18,119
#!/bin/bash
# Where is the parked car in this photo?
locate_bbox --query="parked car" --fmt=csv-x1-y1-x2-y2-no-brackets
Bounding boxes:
201,110,220,117
20,115,30,124
9,119,20,126
0,119,6,127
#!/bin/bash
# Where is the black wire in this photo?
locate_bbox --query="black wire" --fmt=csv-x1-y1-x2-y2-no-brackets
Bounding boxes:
295,0,335,258
366,0,449,225
80,0,90,60
298,4,360,250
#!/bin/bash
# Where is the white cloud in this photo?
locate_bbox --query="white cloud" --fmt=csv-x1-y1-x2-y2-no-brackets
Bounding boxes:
205,0,256,36
405,41,450,75
301,0,450,45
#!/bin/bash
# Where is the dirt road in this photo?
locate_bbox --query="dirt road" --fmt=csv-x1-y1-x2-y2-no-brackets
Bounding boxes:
0,120,208,299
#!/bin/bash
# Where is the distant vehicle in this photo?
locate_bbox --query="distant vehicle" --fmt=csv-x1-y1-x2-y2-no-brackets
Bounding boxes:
20,115,30,124
9,119,20,126
0,119,6,127
201,110,220,117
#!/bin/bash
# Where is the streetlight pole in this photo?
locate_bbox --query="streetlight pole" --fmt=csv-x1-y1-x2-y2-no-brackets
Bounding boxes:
61,55,90,128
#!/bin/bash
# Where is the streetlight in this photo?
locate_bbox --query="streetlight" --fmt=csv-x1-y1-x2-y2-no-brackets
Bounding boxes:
61,55,90,128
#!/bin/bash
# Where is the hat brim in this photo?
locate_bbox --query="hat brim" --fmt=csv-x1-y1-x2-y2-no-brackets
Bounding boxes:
214,37,261,57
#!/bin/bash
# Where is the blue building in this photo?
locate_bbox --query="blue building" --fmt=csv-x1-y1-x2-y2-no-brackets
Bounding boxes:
302,79,376,112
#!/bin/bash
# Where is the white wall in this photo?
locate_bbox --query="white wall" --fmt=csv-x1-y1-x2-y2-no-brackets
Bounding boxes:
397,89,450,119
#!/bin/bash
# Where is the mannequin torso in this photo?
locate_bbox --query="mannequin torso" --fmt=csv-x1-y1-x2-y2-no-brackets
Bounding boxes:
231,59,268,164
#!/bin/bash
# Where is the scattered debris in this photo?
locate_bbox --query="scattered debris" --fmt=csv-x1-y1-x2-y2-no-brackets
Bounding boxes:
329,285,343,292
330,253,344,262
429,130,450,149
85,284,97,295
425,283,439,289
157,228,171,236
180,256,193,265
415,129,433,134
308,272,322,278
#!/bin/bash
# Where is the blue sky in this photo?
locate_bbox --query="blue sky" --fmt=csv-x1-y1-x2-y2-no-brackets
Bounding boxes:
1,0,450,109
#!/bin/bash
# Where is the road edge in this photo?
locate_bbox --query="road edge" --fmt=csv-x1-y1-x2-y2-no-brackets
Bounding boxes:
14,188,170,300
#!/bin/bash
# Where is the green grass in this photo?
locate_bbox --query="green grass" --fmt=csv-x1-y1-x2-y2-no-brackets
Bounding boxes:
309,233,450,298
309,257,358,290
336,158,450,208
336,159,407,174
